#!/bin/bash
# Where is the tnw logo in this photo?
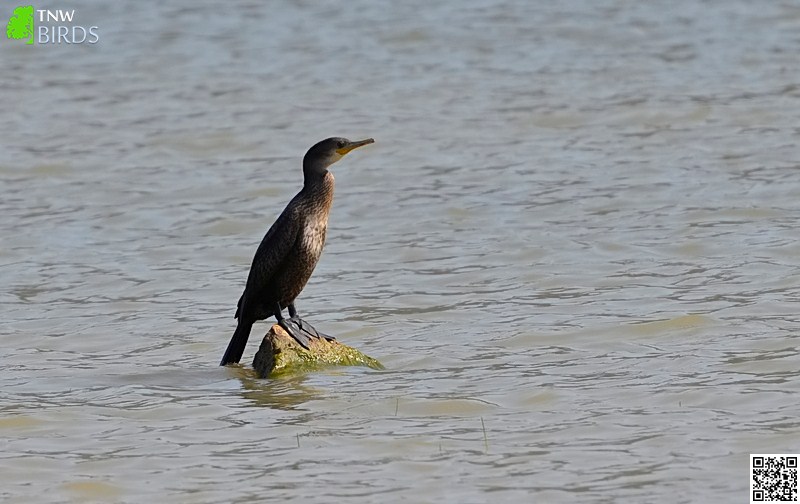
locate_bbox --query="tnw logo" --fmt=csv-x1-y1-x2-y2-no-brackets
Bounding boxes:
5,5,98,45
6,5,34,45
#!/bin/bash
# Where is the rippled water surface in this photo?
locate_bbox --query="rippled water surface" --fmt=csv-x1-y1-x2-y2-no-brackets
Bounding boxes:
2,1,799,502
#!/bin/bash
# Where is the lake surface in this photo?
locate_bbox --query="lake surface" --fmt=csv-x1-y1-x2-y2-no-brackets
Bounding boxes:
2,1,799,502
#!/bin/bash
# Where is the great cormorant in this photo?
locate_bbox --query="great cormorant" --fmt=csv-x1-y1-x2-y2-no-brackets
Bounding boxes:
220,137,374,365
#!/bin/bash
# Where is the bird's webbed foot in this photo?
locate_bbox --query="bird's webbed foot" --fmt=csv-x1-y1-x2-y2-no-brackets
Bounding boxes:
289,316,336,342
277,317,313,349
287,304,336,342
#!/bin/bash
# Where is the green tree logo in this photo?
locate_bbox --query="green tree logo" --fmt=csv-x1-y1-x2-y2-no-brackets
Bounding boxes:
7,5,35,45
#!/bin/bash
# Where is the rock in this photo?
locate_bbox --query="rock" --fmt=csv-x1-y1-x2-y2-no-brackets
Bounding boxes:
252,324,384,378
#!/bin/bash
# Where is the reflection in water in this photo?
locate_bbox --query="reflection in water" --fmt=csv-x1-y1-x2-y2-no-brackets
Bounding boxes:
1,0,799,502
239,370,325,410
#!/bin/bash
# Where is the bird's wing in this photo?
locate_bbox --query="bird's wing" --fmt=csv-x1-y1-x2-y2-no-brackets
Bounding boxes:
238,203,302,314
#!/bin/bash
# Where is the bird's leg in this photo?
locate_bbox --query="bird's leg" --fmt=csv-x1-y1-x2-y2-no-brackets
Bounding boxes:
274,303,311,349
287,303,336,342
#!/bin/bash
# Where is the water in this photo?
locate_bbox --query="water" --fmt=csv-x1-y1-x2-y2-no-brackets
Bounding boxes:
2,1,799,502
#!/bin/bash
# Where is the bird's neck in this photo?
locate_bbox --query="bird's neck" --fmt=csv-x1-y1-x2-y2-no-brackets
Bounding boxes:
302,171,335,199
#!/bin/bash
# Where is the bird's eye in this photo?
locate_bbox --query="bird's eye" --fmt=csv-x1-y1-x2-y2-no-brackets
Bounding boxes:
337,140,346,149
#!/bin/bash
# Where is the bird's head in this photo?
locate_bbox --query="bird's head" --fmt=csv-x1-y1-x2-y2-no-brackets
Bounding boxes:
303,137,374,177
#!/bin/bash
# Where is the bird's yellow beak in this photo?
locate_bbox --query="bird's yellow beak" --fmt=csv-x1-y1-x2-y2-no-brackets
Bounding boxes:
336,138,374,156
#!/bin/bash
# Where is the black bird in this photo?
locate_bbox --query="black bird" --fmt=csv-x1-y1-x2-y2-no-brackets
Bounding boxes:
220,137,374,365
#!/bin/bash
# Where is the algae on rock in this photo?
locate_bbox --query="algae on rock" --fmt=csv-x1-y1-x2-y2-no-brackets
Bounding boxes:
252,324,384,378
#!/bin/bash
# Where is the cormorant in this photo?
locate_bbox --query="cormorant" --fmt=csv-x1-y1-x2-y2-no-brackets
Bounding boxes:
220,137,374,365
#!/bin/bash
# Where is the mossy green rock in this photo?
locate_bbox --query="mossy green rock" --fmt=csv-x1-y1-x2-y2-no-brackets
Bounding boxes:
252,325,384,378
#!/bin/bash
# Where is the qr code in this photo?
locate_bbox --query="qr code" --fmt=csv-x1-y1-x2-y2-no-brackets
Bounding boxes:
751,454,798,503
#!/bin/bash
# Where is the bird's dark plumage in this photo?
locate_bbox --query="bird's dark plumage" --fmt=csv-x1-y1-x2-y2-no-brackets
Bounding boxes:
220,137,374,365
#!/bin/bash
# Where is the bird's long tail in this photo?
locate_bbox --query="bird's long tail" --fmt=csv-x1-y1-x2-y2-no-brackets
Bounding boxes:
220,320,253,365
